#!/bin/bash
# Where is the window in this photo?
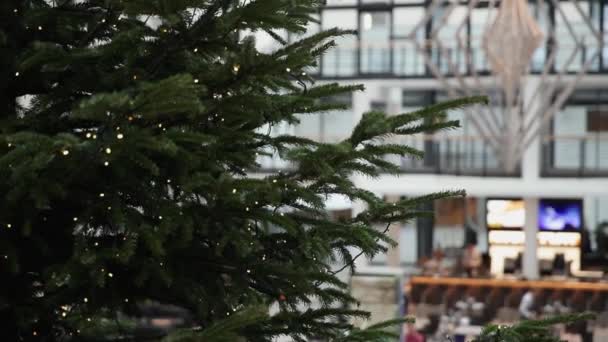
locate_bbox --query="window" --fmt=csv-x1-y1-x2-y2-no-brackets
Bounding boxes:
587,110,608,132
554,1,597,72
360,11,391,74
322,9,358,77
470,7,495,73
434,6,469,75
393,7,426,75
371,101,387,111
401,90,433,108
311,93,354,142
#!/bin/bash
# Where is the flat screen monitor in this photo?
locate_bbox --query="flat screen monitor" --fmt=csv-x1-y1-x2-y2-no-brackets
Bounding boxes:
538,199,583,232
486,199,525,229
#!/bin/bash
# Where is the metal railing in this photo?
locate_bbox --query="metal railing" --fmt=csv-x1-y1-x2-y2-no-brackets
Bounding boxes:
317,41,604,78
542,134,608,177
255,134,520,177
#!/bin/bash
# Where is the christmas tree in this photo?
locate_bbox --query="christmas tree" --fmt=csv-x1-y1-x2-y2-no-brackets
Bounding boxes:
1,0,494,340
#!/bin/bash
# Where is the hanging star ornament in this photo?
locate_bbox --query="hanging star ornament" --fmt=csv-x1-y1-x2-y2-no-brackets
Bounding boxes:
482,0,543,100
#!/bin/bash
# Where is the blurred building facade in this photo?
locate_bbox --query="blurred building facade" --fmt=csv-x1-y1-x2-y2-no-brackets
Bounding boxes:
252,0,608,280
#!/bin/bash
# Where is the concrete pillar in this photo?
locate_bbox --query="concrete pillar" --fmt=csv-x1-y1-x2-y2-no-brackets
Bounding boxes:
387,86,402,115
383,194,402,268
523,197,539,280
352,88,371,126
476,197,488,253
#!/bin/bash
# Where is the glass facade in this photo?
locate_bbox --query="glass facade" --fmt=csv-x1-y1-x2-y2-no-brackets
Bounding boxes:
545,90,608,175
307,0,606,78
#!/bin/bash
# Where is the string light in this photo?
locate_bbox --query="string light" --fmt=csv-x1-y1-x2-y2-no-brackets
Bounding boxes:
7,143,11,147
38,26,42,31
232,64,240,73
105,147,112,154
14,72,19,77
232,188,237,194
193,48,198,52
86,133,91,138
108,272,114,278
73,217,78,222
246,269,251,273
93,134,97,139
104,161,109,166
116,133,124,140
7,224,11,228
101,19,106,23
194,79,199,84
99,193,105,198
94,242,99,246
84,298,88,303
33,331,38,336
124,298,129,303
302,72,307,76
62,150,70,156
286,68,291,72
158,216,163,220
158,123,163,128
108,206,112,210
62,312,67,317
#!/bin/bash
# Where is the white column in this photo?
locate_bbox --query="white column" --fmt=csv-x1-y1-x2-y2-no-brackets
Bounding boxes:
352,88,371,126
521,76,542,181
476,197,488,253
523,197,539,279
387,86,402,115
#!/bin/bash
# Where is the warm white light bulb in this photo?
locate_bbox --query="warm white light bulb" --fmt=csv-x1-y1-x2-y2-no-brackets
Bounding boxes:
116,133,123,140
62,150,69,156
105,147,111,154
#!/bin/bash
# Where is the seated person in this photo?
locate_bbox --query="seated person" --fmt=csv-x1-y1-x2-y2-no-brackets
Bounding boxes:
461,243,481,277
422,250,450,276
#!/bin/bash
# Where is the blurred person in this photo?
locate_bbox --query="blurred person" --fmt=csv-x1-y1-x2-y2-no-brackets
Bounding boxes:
405,322,425,342
423,249,449,276
519,288,536,320
461,243,481,277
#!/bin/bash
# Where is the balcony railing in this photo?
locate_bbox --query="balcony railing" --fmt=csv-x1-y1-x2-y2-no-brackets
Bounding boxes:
256,134,520,177
542,134,608,177
319,41,604,78
390,135,519,176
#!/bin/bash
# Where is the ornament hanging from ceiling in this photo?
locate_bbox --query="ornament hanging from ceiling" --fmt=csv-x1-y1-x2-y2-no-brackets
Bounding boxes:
406,0,603,172
483,0,543,102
